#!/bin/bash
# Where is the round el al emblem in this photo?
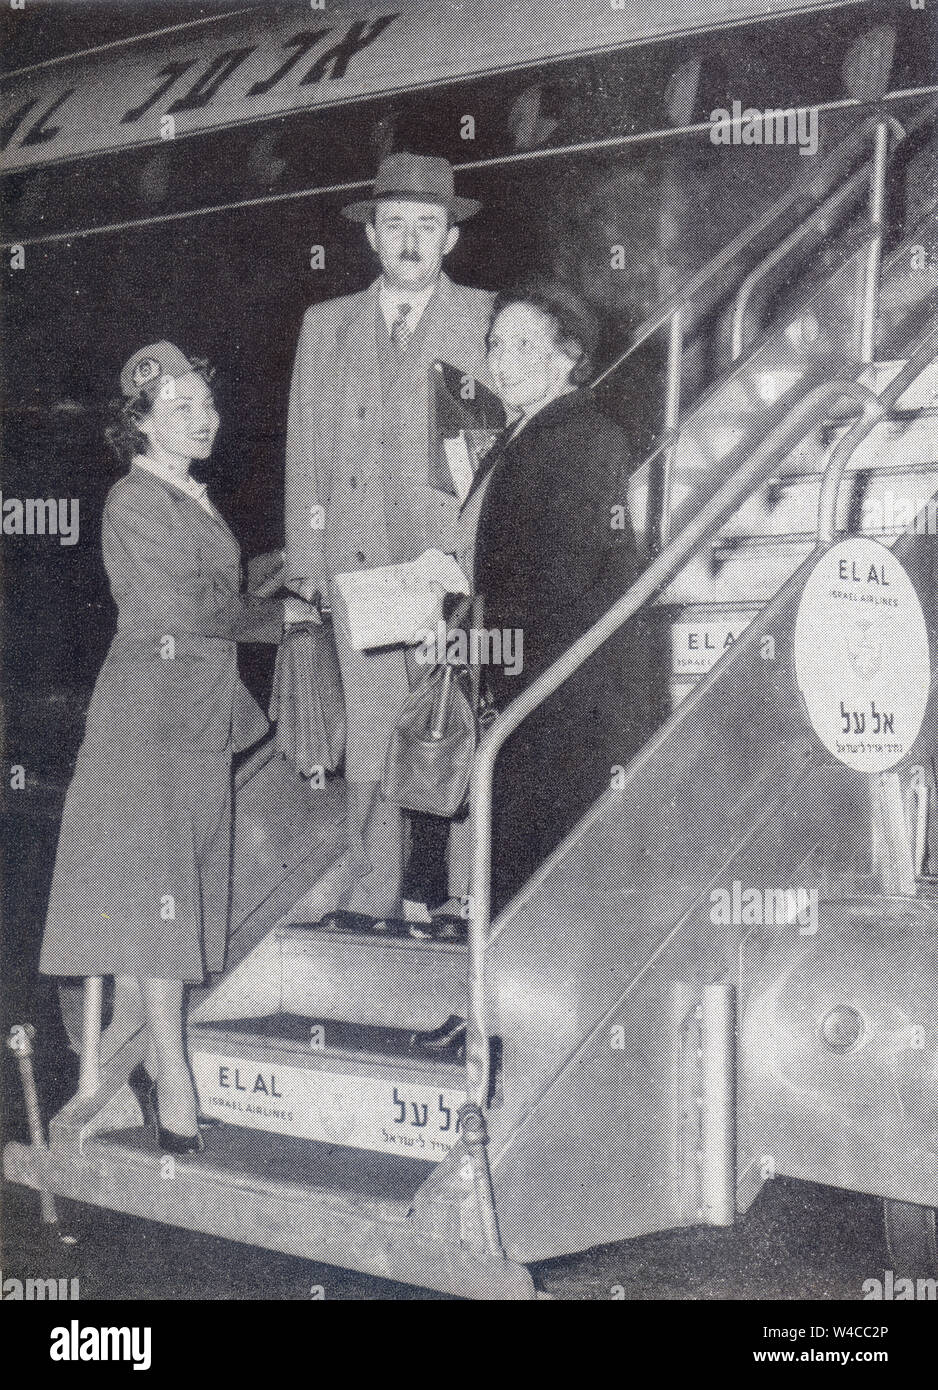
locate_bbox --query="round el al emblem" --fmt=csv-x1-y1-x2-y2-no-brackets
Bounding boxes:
131,356,160,387
793,538,931,772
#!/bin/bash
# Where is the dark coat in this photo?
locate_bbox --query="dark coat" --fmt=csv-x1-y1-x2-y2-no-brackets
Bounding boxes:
471,389,653,912
39,465,281,983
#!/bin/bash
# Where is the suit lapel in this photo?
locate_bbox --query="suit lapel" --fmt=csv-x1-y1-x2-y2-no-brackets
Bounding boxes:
342,280,382,379
412,272,453,369
420,271,452,342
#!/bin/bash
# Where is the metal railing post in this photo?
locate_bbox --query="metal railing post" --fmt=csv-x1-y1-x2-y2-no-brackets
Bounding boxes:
7,1024,58,1225
730,176,871,363
860,120,890,364
466,766,495,1112
730,118,905,365
658,310,684,550
589,100,936,397
463,758,501,1257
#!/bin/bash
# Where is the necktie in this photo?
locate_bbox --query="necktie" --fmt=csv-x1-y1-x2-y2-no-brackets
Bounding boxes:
390,303,413,348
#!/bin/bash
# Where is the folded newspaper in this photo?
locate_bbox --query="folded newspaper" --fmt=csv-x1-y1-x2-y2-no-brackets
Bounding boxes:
332,549,470,651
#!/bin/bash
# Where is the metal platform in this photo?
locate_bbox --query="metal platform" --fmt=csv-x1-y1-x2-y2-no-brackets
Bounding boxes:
3,1123,536,1300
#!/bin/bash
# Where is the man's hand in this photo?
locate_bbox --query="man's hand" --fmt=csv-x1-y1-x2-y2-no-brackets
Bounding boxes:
284,597,322,626
286,577,322,604
283,578,324,626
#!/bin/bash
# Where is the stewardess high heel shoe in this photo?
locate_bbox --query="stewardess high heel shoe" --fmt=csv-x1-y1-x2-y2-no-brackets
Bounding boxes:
127,1062,205,1154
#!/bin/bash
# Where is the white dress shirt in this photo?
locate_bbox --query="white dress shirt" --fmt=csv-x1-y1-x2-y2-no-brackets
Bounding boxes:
378,279,437,336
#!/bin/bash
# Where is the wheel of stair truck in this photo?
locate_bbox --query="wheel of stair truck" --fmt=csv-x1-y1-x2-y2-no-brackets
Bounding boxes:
884,1200,938,1279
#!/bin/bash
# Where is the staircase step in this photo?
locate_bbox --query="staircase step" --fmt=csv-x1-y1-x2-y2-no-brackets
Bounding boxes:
4,1127,536,1298
717,464,938,545
661,380,937,703
630,397,938,545
96,1121,431,1204
668,603,761,700
189,1014,468,1161
663,536,815,605
192,919,468,1032
629,206,938,550
192,1011,467,1067
662,514,915,606
779,406,938,477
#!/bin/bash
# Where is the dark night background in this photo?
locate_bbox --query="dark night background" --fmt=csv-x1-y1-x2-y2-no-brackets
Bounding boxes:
1,0,936,1303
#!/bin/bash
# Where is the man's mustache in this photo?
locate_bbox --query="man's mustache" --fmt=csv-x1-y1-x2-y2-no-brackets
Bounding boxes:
398,249,422,261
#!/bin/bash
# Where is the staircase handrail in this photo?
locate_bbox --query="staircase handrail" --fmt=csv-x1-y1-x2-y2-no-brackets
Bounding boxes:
817,331,938,544
728,118,905,362
464,316,938,1258
589,97,938,394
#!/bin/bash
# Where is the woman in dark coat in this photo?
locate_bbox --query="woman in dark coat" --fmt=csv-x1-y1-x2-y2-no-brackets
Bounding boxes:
469,284,655,915
39,341,305,1150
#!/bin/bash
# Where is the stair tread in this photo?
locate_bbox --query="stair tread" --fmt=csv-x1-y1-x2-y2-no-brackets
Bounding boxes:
281,910,467,949
190,1012,466,1073
281,926,467,954
93,1123,430,1206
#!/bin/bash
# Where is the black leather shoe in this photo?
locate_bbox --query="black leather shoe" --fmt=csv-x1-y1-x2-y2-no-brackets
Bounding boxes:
127,1063,156,1127
129,1062,215,1138
430,915,466,942
155,1125,205,1156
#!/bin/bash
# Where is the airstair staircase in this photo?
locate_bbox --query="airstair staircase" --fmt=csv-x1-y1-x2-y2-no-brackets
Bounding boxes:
6,91,938,1298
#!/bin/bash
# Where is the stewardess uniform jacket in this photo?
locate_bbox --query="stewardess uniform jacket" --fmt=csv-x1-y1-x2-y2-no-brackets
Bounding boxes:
40,465,280,984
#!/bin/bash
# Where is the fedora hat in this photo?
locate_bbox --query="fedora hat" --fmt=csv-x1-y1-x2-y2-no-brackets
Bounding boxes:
342,152,481,223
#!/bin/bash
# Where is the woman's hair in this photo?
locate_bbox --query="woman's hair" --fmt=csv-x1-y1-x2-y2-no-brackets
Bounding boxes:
488,281,599,386
104,358,215,467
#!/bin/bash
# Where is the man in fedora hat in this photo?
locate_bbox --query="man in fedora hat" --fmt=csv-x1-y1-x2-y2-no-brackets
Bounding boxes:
281,152,493,919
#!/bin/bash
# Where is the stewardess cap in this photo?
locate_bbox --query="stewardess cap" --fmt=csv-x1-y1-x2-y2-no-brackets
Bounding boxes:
120,341,194,398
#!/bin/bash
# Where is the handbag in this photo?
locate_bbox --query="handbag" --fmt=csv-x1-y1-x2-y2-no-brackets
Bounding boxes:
382,595,482,817
268,616,346,777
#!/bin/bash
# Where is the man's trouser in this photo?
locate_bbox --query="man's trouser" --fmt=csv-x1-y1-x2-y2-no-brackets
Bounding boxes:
330,586,423,918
